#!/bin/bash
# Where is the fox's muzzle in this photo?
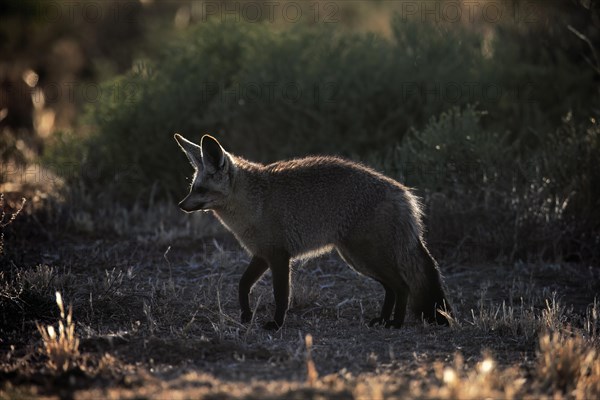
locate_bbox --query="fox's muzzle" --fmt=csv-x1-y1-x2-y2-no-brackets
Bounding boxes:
178,194,204,213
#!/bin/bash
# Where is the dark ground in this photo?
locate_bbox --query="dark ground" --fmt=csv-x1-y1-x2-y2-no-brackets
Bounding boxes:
1,198,599,398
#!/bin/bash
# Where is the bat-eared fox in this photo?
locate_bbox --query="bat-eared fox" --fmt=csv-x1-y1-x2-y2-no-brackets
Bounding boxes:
175,134,452,331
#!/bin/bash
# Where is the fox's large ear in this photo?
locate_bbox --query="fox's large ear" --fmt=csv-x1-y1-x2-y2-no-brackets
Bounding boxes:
174,134,202,169
201,135,228,172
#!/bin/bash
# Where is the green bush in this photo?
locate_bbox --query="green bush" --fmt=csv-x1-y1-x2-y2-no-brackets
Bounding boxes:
43,16,599,261
377,106,520,260
531,114,600,261
64,20,271,202
380,107,599,262
66,18,492,203
381,106,512,190
49,17,597,203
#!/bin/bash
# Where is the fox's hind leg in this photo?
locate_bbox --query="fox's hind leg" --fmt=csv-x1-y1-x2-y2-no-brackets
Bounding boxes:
369,282,409,329
385,287,409,328
368,282,395,327
239,256,268,323
337,245,409,329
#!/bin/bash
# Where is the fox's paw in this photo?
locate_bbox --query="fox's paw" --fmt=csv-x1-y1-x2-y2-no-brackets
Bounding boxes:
368,317,388,327
435,313,451,326
384,319,404,329
240,311,253,324
369,317,404,329
262,320,282,331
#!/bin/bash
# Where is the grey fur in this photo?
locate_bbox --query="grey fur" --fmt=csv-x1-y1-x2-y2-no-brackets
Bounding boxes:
175,134,452,330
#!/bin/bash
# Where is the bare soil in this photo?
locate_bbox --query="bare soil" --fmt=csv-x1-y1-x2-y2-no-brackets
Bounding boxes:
1,207,599,399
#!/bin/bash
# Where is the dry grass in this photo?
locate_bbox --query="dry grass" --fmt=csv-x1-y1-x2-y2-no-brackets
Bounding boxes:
0,193,25,256
535,299,600,399
305,333,319,386
36,292,80,372
1,197,600,399
430,352,525,399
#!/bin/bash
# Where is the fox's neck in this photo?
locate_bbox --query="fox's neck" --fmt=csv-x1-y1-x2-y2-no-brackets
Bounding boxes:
212,157,265,236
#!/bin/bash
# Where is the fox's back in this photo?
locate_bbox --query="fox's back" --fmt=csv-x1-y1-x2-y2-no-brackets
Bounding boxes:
264,156,397,221
222,155,423,258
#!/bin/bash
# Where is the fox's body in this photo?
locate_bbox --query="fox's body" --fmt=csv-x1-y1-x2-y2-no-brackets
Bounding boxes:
215,156,419,260
175,134,452,330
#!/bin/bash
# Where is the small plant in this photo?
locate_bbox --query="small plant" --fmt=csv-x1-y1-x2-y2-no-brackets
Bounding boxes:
36,292,80,371
0,194,26,256
536,329,600,397
432,352,525,399
469,298,538,339
305,333,318,386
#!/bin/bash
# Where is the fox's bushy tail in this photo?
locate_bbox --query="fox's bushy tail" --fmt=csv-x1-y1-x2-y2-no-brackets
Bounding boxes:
412,240,452,325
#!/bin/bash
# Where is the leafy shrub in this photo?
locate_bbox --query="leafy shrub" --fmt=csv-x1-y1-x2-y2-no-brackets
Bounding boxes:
44,16,599,261
382,105,512,190
50,16,598,202
530,114,600,260
381,107,599,262
379,106,523,260
47,19,486,201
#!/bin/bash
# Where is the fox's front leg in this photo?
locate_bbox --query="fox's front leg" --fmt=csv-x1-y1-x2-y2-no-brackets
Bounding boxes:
239,256,268,323
263,250,291,331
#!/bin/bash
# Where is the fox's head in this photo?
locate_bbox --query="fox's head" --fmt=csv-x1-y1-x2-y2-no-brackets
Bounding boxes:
174,134,234,212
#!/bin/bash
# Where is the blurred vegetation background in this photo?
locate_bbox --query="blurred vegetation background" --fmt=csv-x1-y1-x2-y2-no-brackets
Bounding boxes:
1,0,599,262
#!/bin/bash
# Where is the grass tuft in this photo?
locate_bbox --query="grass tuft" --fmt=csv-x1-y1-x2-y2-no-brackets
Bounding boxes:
36,291,80,372
305,333,318,386
432,352,526,399
0,194,26,256
536,329,600,398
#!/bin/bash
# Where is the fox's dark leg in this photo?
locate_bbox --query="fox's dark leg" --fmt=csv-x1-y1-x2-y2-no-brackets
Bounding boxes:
385,287,409,328
336,246,399,328
263,250,291,331
239,256,268,323
369,282,395,327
